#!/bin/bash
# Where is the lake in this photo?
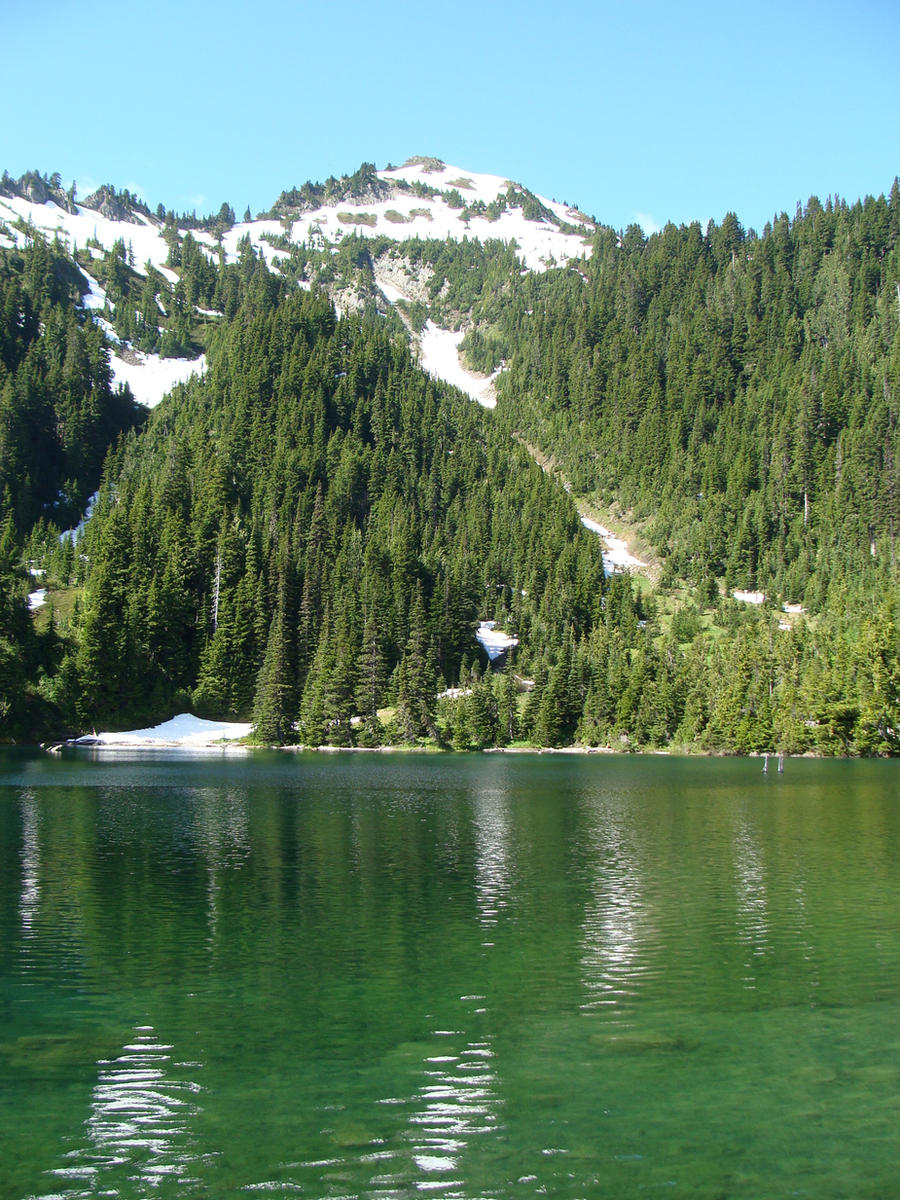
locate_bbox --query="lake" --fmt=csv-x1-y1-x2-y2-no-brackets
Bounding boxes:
1,749,898,1199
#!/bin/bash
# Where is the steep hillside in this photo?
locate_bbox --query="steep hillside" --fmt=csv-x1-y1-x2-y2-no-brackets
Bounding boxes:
1,159,593,406
2,160,898,753
51,272,608,745
0,233,145,531
484,194,900,609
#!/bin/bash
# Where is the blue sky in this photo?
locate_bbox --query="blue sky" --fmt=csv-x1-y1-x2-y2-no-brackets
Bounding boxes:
5,0,898,234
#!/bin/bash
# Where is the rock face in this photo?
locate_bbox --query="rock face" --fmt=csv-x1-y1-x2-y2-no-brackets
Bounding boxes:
82,185,141,224
373,252,434,306
22,173,51,204
0,170,78,213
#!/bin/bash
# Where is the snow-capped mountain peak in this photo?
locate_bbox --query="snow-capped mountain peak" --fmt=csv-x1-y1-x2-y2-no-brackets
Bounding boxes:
0,157,596,410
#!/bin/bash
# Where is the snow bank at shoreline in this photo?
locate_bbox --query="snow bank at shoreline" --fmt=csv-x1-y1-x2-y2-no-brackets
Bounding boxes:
74,713,251,748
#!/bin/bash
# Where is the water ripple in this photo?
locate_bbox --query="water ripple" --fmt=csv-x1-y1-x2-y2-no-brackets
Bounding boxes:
35,1026,206,1198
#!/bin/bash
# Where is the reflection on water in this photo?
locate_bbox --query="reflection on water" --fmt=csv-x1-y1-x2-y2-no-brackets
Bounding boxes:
365,1014,501,1197
579,800,652,1019
360,783,508,1195
732,820,770,984
191,787,251,945
2,752,899,1200
473,788,512,930
40,1026,204,1198
19,790,40,938
410,1036,496,1185
408,1030,499,1189
192,787,251,869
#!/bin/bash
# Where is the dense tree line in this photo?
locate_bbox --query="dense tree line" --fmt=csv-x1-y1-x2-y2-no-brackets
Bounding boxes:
0,234,145,531
447,183,900,753
478,188,900,607
37,248,607,742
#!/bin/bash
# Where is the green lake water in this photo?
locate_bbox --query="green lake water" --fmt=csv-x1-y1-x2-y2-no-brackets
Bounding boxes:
0,749,898,1199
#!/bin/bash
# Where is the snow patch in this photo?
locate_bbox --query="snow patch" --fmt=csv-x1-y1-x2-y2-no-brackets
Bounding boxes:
476,621,518,660
0,194,170,276
580,517,648,574
383,159,593,229
732,589,766,605
79,268,108,310
418,322,499,408
78,271,121,343
110,351,206,409
377,279,409,304
28,589,47,611
381,160,517,206
76,713,252,747
60,491,99,544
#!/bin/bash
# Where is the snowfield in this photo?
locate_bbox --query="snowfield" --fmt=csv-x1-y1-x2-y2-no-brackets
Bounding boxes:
216,158,593,274
2,157,592,285
110,350,207,409
3,157,594,414
377,160,594,271
418,322,500,408
0,193,172,275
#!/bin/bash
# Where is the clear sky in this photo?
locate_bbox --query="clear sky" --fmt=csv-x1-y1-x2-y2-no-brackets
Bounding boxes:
4,0,898,235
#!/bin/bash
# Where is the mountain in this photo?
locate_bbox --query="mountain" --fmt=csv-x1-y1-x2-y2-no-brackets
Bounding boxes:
1,158,591,408
1,159,898,753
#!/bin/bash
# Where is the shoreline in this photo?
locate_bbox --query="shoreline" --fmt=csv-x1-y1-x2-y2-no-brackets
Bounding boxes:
40,736,853,761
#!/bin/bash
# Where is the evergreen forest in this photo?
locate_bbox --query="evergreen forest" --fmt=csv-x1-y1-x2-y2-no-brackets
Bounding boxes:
1,166,898,754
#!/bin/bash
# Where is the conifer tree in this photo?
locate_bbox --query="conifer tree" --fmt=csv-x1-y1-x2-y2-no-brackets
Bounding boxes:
395,583,438,742
252,584,296,744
